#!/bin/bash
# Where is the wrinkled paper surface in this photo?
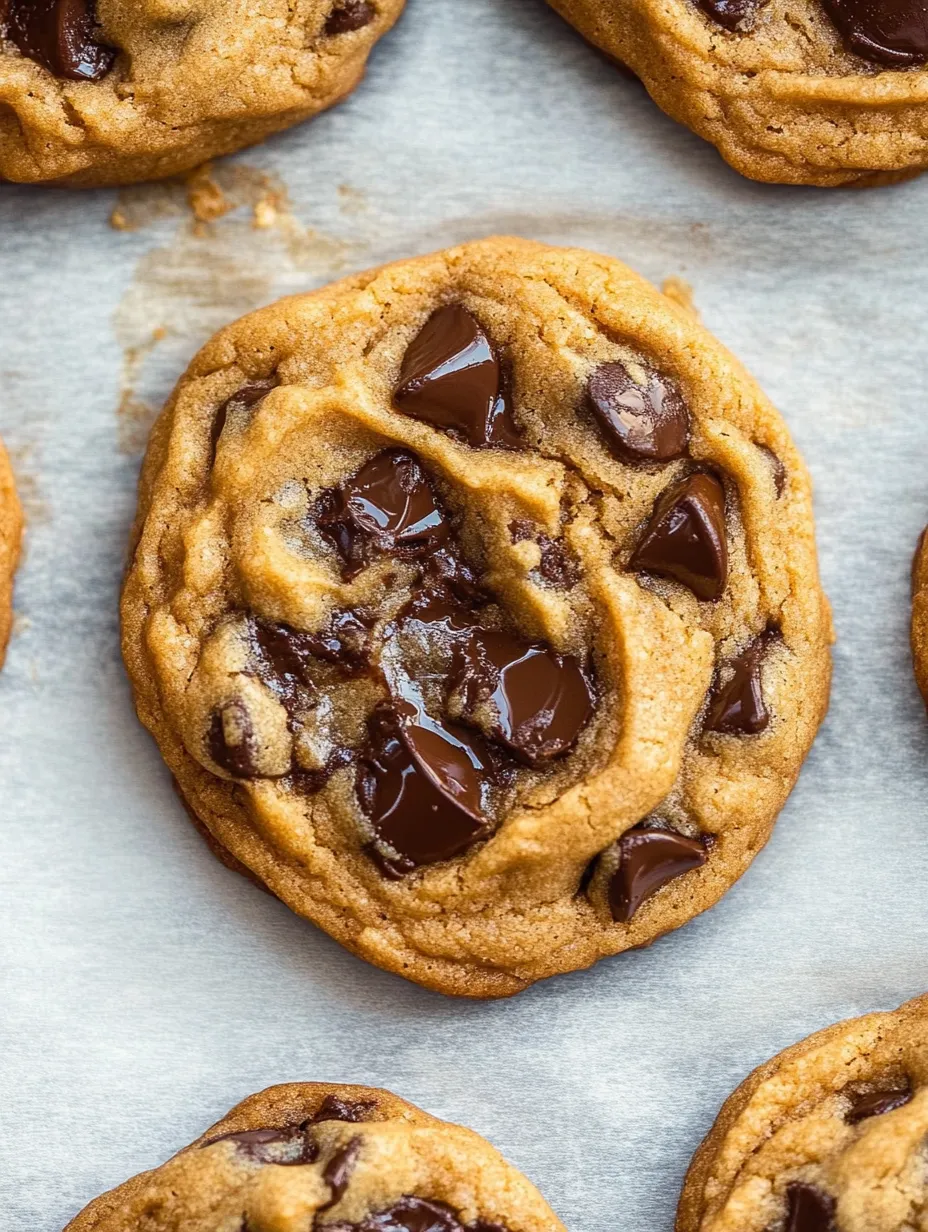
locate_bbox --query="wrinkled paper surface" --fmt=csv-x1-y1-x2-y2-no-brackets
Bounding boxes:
3,2,928,1228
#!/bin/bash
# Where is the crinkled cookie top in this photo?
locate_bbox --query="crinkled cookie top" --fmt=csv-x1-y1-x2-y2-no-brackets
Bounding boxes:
677,993,928,1232
0,0,403,184
65,1082,565,1232
121,237,832,997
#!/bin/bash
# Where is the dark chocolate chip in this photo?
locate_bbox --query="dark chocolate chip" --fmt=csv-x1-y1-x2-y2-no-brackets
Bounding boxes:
758,445,787,498
312,1095,377,1124
451,629,593,766
317,449,450,578
586,361,689,464
254,612,371,694
784,1183,836,1232
821,0,928,65
424,544,485,604
394,305,521,448
846,1085,912,1124
207,1125,318,1166
608,827,707,923
358,706,492,869
324,0,376,35
628,471,728,601
208,701,261,779
509,520,580,589
704,634,771,736
695,0,761,30
6,0,115,80
322,1137,362,1207
211,378,277,462
323,1197,508,1232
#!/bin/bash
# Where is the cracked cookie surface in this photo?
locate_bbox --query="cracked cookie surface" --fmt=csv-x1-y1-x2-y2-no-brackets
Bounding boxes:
0,435,21,671
121,236,832,998
0,0,404,186
547,0,928,186
677,992,928,1232
65,1081,564,1232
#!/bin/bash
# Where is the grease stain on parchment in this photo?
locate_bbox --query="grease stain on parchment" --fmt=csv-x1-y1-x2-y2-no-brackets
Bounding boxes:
112,164,354,456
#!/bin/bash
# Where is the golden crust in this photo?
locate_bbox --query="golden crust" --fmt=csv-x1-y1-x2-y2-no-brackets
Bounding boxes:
121,237,832,998
547,0,928,186
676,992,928,1232
65,1081,566,1232
0,0,405,187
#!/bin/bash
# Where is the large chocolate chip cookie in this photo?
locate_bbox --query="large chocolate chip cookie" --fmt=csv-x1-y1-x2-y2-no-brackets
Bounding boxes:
0,0,404,186
547,0,928,186
65,1081,564,1232
678,992,928,1232
121,237,832,997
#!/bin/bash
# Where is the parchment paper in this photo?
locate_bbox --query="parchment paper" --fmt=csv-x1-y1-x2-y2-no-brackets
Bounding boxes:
3,2,928,1228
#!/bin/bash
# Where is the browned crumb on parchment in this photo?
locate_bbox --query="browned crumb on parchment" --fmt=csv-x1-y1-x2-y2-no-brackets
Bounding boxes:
111,165,355,457
661,276,699,320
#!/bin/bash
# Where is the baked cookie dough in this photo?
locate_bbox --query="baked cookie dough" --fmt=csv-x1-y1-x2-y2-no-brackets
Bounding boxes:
0,0,404,187
677,992,928,1232
65,1081,565,1232
0,435,21,670
546,0,928,186
121,237,832,998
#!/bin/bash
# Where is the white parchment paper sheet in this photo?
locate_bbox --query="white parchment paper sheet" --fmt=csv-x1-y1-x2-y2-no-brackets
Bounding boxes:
3,1,928,1228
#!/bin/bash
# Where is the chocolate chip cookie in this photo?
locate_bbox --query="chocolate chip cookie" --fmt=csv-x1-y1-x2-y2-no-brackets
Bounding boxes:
547,0,928,186
65,1081,565,1232
0,0,404,186
677,992,928,1232
121,236,832,998
0,435,21,670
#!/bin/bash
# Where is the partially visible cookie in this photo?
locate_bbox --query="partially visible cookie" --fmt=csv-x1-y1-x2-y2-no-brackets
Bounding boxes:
65,1081,565,1232
546,0,928,186
677,992,928,1232
911,527,928,706
0,0,405,186
0,435,21,670
121,236,832,998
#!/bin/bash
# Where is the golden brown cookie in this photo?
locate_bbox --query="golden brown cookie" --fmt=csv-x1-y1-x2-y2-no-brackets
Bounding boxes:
121,236,832,998
677,992,928,1232
0,434,22,670
0,0,404,187
66,1081,565,1232
546,0,928,186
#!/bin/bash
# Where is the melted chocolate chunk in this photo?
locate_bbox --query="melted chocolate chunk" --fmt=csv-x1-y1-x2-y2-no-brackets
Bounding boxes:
323,1138,362,1206
628,471,728,601
330,1197,483,1232
451,629,593,766
846,1084,912,1123
288,748,356,798
587,361,689,464
254,612,371,695
705,634,771,736
211,378,277,462
784,1183,836,1232
317,449,450,578
695,0,761,30
358,706,493,869
758,445,787,498
608,827,707,923
394,305,521,448
424,545,485,603
821,0,928,65
209,701,261,779
325,0,376,34
312,1094,377,1124
509,520,580,589
6,0,115,79
207,1125,318,1166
